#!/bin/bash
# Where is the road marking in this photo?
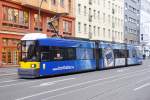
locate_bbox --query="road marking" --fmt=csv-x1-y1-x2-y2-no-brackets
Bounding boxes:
0,80,41,88
0,77,76,88
0,73,17,77
134,83,150,91
117,68,129,72
15,68,150,100
136,77,150,84
32,78,76,87
0,80,17,84
42,70,150,100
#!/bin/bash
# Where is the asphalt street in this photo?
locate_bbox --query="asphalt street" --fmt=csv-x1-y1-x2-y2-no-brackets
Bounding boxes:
0,60,150,100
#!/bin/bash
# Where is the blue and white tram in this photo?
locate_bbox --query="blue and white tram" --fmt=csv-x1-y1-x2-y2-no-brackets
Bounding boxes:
18,33,142,78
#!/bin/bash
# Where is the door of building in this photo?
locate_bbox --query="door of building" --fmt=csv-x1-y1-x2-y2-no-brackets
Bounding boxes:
2,47,19,66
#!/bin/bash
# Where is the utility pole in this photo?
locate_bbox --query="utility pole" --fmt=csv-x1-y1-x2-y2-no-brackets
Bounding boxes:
47,13,68,37
38,0,44,32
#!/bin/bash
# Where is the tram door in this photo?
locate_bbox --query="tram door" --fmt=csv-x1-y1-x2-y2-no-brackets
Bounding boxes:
2,48,19,65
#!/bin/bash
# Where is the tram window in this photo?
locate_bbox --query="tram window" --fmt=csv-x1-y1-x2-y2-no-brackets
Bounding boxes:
51,47,76,61
114,49,119,58
114,49,126,58
120,50,126,58
41,52,50,61
132,49,137,57
40,46,50,61
66,48,76,60
99,48,103,58
76,48,94,60
124,50,129,58
53,48,64,60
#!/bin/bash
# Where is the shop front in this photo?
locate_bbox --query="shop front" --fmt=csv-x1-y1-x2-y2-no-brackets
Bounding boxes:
0,34,22,67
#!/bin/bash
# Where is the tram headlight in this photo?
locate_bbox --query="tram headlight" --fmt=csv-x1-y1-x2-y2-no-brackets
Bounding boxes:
31,64,36,68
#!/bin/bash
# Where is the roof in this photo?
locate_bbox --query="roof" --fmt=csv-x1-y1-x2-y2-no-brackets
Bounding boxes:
21,33,47,40
99,42,125,49
38,38,95,48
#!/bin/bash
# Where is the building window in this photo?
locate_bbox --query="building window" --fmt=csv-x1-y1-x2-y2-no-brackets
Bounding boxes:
68,0,72,13
103,28,105,37
34,14,42,31
98,27,100,36
84,6,87,16
89,0,92,5
51,0,56,5
3,6,29,28
89,25,92,38
60,0,64,7
108,29,111,38
108,15,110,24
103,0,105,7
125,3,128,8
103,13,105,23
108,1,110,9
89,25,92,34
63,20,72,34
112,16,115,28
84,24,87,33
78,22,81,33
98,0,100,5
4,7,18,22
98,11,100,20
94,10,96,19
141,34,143,40
93,26,96,35
78,4,81,14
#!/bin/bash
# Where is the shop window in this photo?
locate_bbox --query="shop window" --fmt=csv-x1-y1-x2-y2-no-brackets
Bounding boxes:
13,49,18,64
2,38,20,46
7,49,12,64
2,48,6,64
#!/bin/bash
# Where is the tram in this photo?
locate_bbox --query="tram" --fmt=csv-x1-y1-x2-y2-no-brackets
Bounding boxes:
18,33,143,78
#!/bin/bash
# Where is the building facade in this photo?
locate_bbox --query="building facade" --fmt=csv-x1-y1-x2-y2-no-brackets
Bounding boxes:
75,0,124,43
140,0,150,57
0,0,75,67
124,0,140,44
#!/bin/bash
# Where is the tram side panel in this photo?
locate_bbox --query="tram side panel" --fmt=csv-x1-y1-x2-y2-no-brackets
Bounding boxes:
39,47,96,76
127,46,142,65
114,49,126,67
98,42,115,69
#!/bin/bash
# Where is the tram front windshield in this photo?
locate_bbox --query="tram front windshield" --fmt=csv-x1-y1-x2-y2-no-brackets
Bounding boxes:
21,40,38,61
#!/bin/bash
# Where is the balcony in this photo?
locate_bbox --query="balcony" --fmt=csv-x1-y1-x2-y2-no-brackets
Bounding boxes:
11,0,22,3
22,0,68,14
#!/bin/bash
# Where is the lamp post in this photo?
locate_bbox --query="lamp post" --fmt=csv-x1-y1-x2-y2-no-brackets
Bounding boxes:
124,38,128,67
140,21,150,58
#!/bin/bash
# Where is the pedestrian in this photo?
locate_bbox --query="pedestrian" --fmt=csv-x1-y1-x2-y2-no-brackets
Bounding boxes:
143,54,146,60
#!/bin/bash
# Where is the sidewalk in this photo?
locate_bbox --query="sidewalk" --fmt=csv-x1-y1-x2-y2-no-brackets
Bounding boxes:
0,67,17,75
0,65,19,68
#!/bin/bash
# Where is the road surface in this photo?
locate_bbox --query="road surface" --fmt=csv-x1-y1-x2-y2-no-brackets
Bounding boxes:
0,60,150,100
